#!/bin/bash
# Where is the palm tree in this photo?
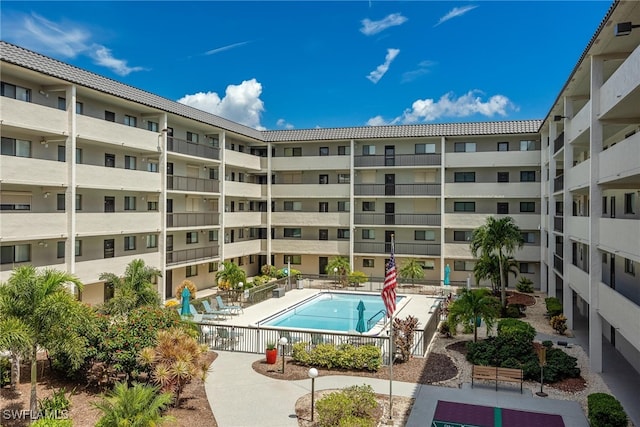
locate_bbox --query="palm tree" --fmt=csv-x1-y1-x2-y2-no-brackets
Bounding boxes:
100,259,162,315
447,288,501,342
215,261,246,290
470,216,524,307
0,266,84,414
398,259,425,287
473,254,519,293
93,382,174,426
325,256,350,286
0,317,31,390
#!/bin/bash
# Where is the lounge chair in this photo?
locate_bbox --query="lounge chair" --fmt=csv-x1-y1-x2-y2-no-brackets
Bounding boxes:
202,300,232,319
214,327,243,350
280,330,302,344
215,295,243,315
190,303,226,321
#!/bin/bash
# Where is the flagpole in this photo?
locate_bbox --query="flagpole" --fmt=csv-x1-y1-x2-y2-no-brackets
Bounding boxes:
388,234,395,422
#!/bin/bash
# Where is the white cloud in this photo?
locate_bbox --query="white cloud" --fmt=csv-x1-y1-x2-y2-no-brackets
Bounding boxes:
204,41,251,56
276,119,294,130
366,48,400,84
90,46,145,76
178,79,266,130
367,90,516,125
401,60,436,83
434,5,478,27
360,13,408,36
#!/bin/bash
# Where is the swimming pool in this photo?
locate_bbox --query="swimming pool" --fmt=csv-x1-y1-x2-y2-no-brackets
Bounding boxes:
259,292,404,333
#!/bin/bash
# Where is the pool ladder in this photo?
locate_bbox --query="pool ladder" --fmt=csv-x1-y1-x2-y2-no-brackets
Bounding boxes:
367,309,386,330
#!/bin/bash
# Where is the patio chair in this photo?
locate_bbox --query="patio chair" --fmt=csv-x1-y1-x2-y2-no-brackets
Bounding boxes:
189,303,226,321
202,300,232,319
214,327,243,350
215,295,243,315
280,330,302,345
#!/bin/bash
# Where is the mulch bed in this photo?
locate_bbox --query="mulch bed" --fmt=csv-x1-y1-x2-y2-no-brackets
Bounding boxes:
506,291,537,306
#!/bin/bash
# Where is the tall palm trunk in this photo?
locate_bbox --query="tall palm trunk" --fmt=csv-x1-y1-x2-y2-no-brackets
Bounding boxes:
30,345,38,415
10,352,20,390
498,253,507,307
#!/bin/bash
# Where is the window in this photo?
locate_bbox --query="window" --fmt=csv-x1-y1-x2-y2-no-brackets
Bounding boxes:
454,142,476,152
319,202,329,212
57,145,66,162
1,244,31,264
124,115,137,127
75,148,83,164
319,229,328,240
186,265,198,277
1,82,31,101
521,232,536,243
602,196,607,214
337,229,350,239
209,230,218,241
338,145,350,155
624,193,635,214
362,229,375,239
1,137,31,157
520,140,536,151
284,255,302,265
105,111,115,122
337,201,350,212
284,201,302,211
519,263,532,274
362,201,376,212
319,147,329,156
363,259,375,268
147,201,158,211
146,235,158,248
453,230,473,241
454,172,475,182
209,261,219,272
520,171,536,182
421,260,435,270
338,174,350,184
454,202,475,212
625,258,635,276
124,155,136,170
238,228,245,239
105,153,116,168
319,175,329,184
497,202,509,214
362,145,375,155
76,194,82,211
186,232,198,244
284,228,302,239
57,194,65,211
57,97,66,110
284,147,302,156
75,240,82,256
497,142,509,151
415,230,435,241
520,202,535,213
147,161,159,172
454,260,475,271
497,172,509,183
76,102,83,114
186,131,199,143
124,196,136,211
415,143,436,154
57,241,65,259
147,121,159,132
123,236,136,251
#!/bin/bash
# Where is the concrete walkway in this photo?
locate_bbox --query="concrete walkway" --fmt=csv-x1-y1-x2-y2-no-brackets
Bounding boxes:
205,351,589,427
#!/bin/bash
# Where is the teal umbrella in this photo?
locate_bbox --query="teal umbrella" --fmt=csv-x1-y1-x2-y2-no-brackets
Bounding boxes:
355,300,366,334
180,286,191,316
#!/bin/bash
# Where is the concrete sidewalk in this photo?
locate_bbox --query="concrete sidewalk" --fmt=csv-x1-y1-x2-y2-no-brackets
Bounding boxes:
205,351,589,427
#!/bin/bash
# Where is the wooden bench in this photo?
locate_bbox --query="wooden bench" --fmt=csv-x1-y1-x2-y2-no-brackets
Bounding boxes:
471,365,523,393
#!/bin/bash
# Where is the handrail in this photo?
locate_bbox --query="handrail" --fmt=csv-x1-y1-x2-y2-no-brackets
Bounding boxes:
367,309,386,329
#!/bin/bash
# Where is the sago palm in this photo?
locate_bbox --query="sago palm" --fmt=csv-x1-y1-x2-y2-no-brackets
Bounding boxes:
93,382,174,427
447,288,501,342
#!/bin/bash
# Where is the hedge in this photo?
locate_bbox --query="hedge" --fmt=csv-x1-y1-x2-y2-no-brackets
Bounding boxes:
588,393,628,427
292,342,381,371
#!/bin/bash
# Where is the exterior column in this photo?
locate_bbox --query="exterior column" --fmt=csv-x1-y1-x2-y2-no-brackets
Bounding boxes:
439,136,446,283
159,114,168,302
266,142,272,265
349,139,355,269
548,124,558,298
219,131,226,263
65,85,77,276
563,97,575,329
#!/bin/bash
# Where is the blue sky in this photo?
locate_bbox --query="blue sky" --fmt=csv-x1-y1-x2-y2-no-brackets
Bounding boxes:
1,1,611,130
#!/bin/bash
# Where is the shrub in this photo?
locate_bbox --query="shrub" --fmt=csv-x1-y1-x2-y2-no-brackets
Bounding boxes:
515,277,534,293
545,297,563,317
550,315,567,335
542,340,553,349
38,388,71,419
466,338,498,366
0,357,10,387
500,357,521,369
544,348,580,382
588,393,628,427
93,382,174,427
292,343,381,371
175,280,197,302
31,420,72,427
393,315,419,363
496,318,536,359
261,264,277,277
504,305,522,318
316,385,377,427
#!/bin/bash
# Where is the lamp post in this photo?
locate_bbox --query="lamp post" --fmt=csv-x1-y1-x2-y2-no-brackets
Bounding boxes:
308,368,318,421
334,267,338,285
279,337,288,373
535,346,548,397
237,281,243,303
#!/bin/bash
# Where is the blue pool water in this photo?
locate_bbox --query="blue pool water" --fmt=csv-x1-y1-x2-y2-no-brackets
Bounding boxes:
261,292,404,333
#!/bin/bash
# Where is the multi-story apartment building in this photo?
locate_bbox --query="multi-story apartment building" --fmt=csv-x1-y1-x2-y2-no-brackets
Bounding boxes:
0,0,638,379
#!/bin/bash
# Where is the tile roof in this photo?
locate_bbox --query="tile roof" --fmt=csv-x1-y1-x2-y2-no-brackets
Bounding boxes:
1,41,541,143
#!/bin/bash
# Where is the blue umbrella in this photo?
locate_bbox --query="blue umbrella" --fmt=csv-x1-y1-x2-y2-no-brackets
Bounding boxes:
180,286,191,317
355,300,366,334
444,263,451,286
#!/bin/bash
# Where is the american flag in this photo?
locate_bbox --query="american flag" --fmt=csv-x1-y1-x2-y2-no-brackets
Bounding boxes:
382,244,397,318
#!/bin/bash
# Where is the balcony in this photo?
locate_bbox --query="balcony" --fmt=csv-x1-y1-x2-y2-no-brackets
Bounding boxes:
566,216,589,243
168,175,219,193
566,159,590,191
76,164,161,192
77,212,161,236
446,213,540,230
354,153,441,168
168,136,220,160
554,132,564,154
446,151,539,168
271,184,349,199
224,239,263,258
600,44,640,118
166,246,218,266
354,242,441,256
444,182,539,198
566,264,589,301
1,213,67,241
444,243,471,258
599,218,640,259
553,175,564,193
598,283,640,356
77,115,159,153
0,97,67,134
599,131,640,185
271,239,348,254
554,216,564,233
271,212,349,227
567,102,590,144
225,149,262,170
166,212,219,228
75,252,160,284
354,213,441,226
0,156,67,186
271,155,350,171
553,253,563,274
354,183,440,197
225,181,264,198
224,211,265,228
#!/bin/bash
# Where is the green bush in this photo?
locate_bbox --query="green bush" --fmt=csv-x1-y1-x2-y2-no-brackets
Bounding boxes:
588,393,628,427
545,297,563,317
542,340,553,349
500,357,521,369
39,388,71,419
515,277,534,293
466,338,498,366
292,343,381,371
316,385,377,427
0,357,10,387
31,419,72,427
504,305,523,318
495,318,536,359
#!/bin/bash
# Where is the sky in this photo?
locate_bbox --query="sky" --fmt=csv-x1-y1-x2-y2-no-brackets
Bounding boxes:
1,1,612,131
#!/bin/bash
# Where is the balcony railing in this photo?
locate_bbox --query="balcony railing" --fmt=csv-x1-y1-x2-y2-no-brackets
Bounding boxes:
553,175,564,192
554,216,564,233
554,132,564,154
553,253,564,274
354,242,441,256
167,136,220,160
354,153,441,167
354,183,440,196
166,212,219,228
166,246,218,266
167,175,219,193
354,213,441,226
